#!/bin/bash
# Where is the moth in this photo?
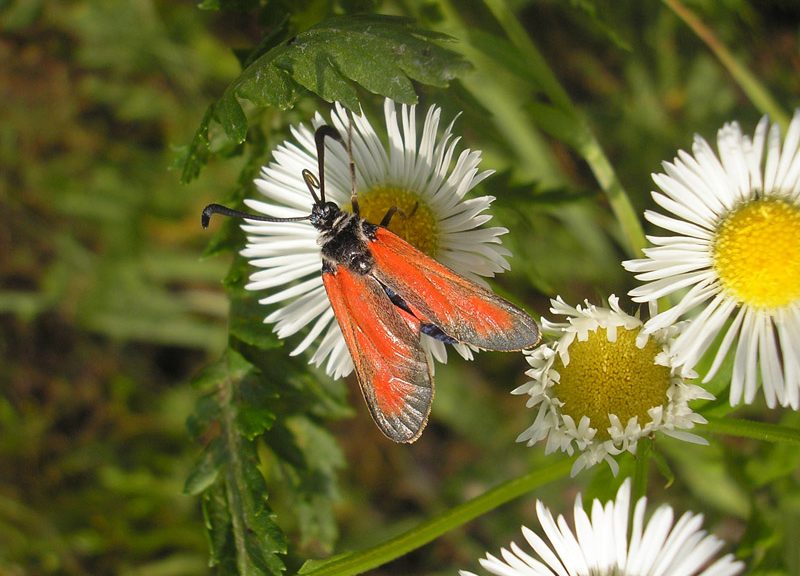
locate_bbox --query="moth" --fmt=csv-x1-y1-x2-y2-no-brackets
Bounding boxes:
203,125,540,442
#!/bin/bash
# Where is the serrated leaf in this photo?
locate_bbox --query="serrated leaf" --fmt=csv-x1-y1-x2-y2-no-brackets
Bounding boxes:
273,15,469,108
277,48,359,110
229,288,284,350
217,443,286,576
202,482,235,569
186,393,221,441
187,350,287,575
220,252,286,351
227,442,287,575
190,350,252,391
264,421,307,469
233,50,299,110
181,104,214,184
181,14,470,181
237,375,279,439
216,91,249,144
184,437,224,495
237,404,276,441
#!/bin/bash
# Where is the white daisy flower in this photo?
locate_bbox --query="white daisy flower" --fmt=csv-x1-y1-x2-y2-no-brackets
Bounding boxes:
240,99,510,379
514,296,712,476
623,112,800,409
459,478,744,576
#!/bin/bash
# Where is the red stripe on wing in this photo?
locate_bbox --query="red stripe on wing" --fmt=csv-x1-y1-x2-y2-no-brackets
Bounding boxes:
322,265,433,443
369,228,540,351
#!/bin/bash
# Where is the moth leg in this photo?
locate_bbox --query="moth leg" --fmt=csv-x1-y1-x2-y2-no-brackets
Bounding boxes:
380,206,399,227
380,202,419,227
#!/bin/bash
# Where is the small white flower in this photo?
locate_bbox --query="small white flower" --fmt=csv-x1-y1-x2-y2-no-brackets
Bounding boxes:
240,99,510,378
624,112,800,409
459,478,744,576
514,296,712,476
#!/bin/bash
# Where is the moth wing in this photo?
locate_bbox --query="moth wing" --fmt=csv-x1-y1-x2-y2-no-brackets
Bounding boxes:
369,227,540,351
322,264,433,443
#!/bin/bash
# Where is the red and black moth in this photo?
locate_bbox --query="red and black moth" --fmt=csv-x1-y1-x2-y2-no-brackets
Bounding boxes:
202,125,541,443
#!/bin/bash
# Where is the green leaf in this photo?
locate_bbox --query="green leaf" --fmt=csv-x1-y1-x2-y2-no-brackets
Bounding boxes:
184,438,224,495
187,351,287,575
203,482,236,570
237,374,279,440
181,14,470,181
200,131,271,257
189,351,251,391
661,437,749,518
567,0,631,51
264,418,345,553
216,91,249,144
248,14,471,110
737,500,785,571
216,250,286,351
198,0,261,11
180,104,214,184
650,448,676,488
704,417,800,446
226,441,287,576
229,285,284,350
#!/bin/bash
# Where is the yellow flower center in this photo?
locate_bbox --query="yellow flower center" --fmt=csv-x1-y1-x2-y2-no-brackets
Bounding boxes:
552,328,671,441
712,197,800,309
352,186,439,256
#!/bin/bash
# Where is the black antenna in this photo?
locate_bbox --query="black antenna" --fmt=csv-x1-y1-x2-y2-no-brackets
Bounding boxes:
314,125,344,204
302,169,321,203
345,116,359,215
201,203,310,229
201,124,346,229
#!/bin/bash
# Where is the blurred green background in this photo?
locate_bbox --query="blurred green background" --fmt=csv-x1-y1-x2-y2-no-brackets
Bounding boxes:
2,0,800,574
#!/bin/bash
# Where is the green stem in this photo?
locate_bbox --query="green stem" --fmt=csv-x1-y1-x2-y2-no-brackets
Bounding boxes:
632,437,652,502
480,0,572,111
577,129,648,255
663,0,790,131
480,0,647,255
431,0,567,188
299,458,573,576
704,417,800,445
